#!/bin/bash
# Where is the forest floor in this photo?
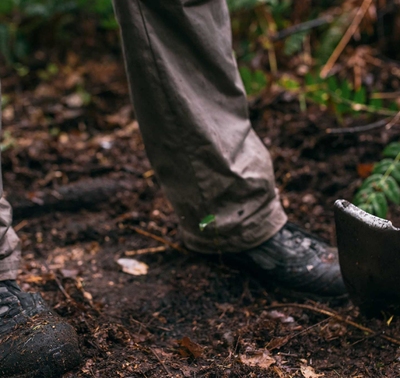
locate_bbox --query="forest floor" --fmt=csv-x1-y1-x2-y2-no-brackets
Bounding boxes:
2,31,400,378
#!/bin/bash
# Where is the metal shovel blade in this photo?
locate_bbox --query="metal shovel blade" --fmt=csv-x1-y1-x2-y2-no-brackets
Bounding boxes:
334,199,400,315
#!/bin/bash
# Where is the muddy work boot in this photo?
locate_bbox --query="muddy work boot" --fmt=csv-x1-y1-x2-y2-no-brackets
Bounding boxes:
0,280,81,378
236,223,346,296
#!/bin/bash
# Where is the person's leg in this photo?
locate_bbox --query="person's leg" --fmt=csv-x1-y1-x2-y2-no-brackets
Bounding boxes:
112,0,287,253
0,82,81,376
112,0,345,295
0,197,21,281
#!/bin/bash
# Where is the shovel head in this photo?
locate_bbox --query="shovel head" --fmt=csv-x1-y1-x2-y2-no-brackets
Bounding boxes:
334,199,400,315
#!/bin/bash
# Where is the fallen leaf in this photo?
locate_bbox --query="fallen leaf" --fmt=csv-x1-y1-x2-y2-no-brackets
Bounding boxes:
180,366,195,377
64,93,85,108
105,105,132,126
239,349,275,369
117,258,149,276
357,163,374,178
267,310,295,323
215,303,235,314
300,364,324,378
267,336,290,351
60,269,79,278
176,337,203,358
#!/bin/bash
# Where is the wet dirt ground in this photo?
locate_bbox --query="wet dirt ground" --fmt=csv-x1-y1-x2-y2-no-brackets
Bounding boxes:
2,42,400,378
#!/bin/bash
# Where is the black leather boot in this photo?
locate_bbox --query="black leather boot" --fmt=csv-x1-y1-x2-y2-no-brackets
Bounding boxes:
0,280,81,378
238,223,346,296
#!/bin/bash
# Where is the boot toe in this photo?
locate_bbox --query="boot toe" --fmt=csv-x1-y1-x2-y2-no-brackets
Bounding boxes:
242,222,347,296
0,313,81,378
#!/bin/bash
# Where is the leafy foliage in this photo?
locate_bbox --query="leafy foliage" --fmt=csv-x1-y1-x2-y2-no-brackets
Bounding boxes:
0,1,397,127
315,12,353,64
0,0,116,64
275,73,397,120
230,0,399,119
354,142,400,218
227,0,269,12
239,67,268,96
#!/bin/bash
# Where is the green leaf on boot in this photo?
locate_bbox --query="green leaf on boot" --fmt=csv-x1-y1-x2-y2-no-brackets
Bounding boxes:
199,214,216,231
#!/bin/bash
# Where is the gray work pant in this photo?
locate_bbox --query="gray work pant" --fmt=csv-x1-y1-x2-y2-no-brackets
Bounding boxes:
112,0,287,253
0,83,21,281
0,0,287,280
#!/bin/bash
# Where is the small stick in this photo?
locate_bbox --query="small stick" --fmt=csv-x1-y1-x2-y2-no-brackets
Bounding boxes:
130,226,187,254
272,365,286,378
326,111,400,134
272,15,334,41
326,118,388,134
290,318,330,339
268,318,329,351
327,90,397,116
125,246,167,256
320,0,373,78
42,261,99,314
14,219,28,232
371,92,400,100
265,303,400,346
42,261,72,301
150,347,172,377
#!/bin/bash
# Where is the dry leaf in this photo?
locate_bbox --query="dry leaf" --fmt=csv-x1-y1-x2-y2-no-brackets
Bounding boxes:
117,258,148,276
60,269,79,278
267,336,290,351
300,365,324,378
267,310,295,324
64,93,85,108
24,272,55,283
239,349,275,369
177,337,203,358
357,163,374,178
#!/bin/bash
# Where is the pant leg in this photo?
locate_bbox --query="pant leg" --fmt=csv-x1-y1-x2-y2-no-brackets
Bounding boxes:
0,82,21,280
112,0,287,253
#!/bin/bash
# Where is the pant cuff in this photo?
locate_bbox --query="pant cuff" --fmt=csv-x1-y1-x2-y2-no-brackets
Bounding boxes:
181,197,288,253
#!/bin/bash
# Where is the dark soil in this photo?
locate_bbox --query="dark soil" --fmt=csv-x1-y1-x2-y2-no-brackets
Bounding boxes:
2,38,400,378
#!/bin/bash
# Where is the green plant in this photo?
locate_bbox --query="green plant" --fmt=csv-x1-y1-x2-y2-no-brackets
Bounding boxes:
354,142,400,218
227,0,279,12
277,73,398,122
239,67,268,96
0,130,17,152
0,0,116,64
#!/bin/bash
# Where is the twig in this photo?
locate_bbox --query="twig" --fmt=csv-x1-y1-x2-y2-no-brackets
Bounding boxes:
326,118,388,134
272,365,286,378
150,347,172,377
129,226,187,254
327,90,397,116
384,110,400,130
265,303,400,346
348,331,380,347
42,261,72,301
267,318,329,351
290,318,330,339
14,219,28,232
125,246,167,256
272,15,334,41
42,261,99,314
326,111,400,134
130,316,149,335
371,91,400,100
320,0,373,78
